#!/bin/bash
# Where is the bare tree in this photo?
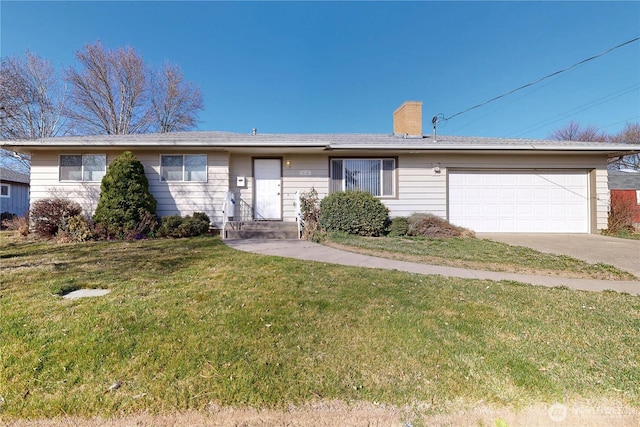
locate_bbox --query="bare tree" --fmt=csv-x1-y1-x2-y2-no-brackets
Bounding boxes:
0,52,68,171
608,123,640,170
0,52,67,140
548,120,607,142
550,121,640,170
66,41,150,135
150,63,204,133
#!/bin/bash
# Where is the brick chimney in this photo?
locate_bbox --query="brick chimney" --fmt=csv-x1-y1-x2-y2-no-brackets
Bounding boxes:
393,101,423,137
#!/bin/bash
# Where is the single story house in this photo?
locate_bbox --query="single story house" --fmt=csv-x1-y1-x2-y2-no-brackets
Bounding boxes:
0,167,30,217
2,101,639,234
608,170,640,225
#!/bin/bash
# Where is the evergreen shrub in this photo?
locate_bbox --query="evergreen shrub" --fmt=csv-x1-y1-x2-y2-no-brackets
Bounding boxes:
319,191,389,236
93,151,157,237
388,216,409,237
158,212,210,238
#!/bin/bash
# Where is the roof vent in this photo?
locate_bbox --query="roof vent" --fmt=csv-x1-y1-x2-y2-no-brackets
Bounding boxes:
251,128,257,135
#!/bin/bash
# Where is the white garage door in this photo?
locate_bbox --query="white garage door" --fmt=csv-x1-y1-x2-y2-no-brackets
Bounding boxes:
449,171,589,233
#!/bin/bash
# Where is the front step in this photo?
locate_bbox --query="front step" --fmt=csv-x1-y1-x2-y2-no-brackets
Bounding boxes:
225,221,299,240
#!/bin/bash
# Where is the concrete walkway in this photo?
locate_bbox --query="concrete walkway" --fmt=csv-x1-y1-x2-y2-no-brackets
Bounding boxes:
224,239,640,295
477,233,640,277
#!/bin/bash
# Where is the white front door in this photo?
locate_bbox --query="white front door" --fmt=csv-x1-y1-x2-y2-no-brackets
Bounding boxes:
254,159,282,220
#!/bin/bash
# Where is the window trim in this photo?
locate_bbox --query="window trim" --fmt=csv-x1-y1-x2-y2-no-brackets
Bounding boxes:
329,157,397,198
159,154,208,183
0,183,10,198
59,154,106,182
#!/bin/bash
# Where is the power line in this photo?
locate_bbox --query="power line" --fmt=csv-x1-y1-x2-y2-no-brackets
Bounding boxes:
597,115,640,131
449,72,567,134
512,83,639,137
443,35,640,122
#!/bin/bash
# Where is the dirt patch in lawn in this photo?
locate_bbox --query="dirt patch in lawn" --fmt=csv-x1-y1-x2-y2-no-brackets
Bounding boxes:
5,400,639,427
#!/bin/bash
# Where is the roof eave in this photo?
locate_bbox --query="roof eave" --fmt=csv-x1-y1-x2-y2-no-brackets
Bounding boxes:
327,144,640,154
1,141,330,150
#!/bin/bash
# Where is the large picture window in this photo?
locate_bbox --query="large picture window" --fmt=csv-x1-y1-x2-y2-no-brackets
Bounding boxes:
330,158,395,197
160,154,207,182
60,154,106,182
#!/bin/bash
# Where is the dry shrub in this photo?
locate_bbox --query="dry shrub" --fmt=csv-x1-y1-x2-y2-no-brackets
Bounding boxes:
1,211,17,229
2,215,30,236
407,213,475,238
607,193,637,233
30,198,83,239
299,188,322,240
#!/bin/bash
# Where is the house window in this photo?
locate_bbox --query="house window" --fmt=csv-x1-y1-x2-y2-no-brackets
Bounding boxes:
160,154,207,182
636,190,640,205
330,158,395,197
60,154,106,182
0,183,9,198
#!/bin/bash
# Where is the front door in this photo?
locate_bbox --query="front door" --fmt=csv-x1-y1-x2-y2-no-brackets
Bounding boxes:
254,158,282,220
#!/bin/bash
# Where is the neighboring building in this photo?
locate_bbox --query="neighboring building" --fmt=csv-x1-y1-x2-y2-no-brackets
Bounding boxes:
2,101,639,233
608,170,640,225
0,167,30,217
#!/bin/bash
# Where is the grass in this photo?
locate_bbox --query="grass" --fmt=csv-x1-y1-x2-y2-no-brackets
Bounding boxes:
0,234,639,421
326,232,635,280
602,229,640,240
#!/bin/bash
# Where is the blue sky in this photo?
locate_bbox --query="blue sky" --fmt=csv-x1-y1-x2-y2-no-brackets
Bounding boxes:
1,1,639,139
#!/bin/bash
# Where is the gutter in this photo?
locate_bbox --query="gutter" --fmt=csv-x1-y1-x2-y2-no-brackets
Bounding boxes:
327,143,640,154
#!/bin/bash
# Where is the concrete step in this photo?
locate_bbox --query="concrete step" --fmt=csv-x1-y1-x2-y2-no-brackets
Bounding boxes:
228,221,297,230
225,221,299,240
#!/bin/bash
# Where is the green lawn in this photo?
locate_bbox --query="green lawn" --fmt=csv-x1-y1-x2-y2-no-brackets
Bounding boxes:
0,235,638,421
326,232,635,280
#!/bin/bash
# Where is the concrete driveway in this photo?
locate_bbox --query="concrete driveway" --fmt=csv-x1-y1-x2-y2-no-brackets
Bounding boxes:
477,233,640,278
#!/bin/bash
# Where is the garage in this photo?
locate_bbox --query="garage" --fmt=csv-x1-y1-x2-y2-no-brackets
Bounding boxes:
448,170,590,233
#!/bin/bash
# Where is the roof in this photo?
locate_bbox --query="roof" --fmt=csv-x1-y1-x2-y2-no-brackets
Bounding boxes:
0,168,30,184
1,131,639,155
608,170,640,190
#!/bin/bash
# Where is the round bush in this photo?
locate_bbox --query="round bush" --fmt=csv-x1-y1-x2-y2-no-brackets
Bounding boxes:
319,191,389,236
